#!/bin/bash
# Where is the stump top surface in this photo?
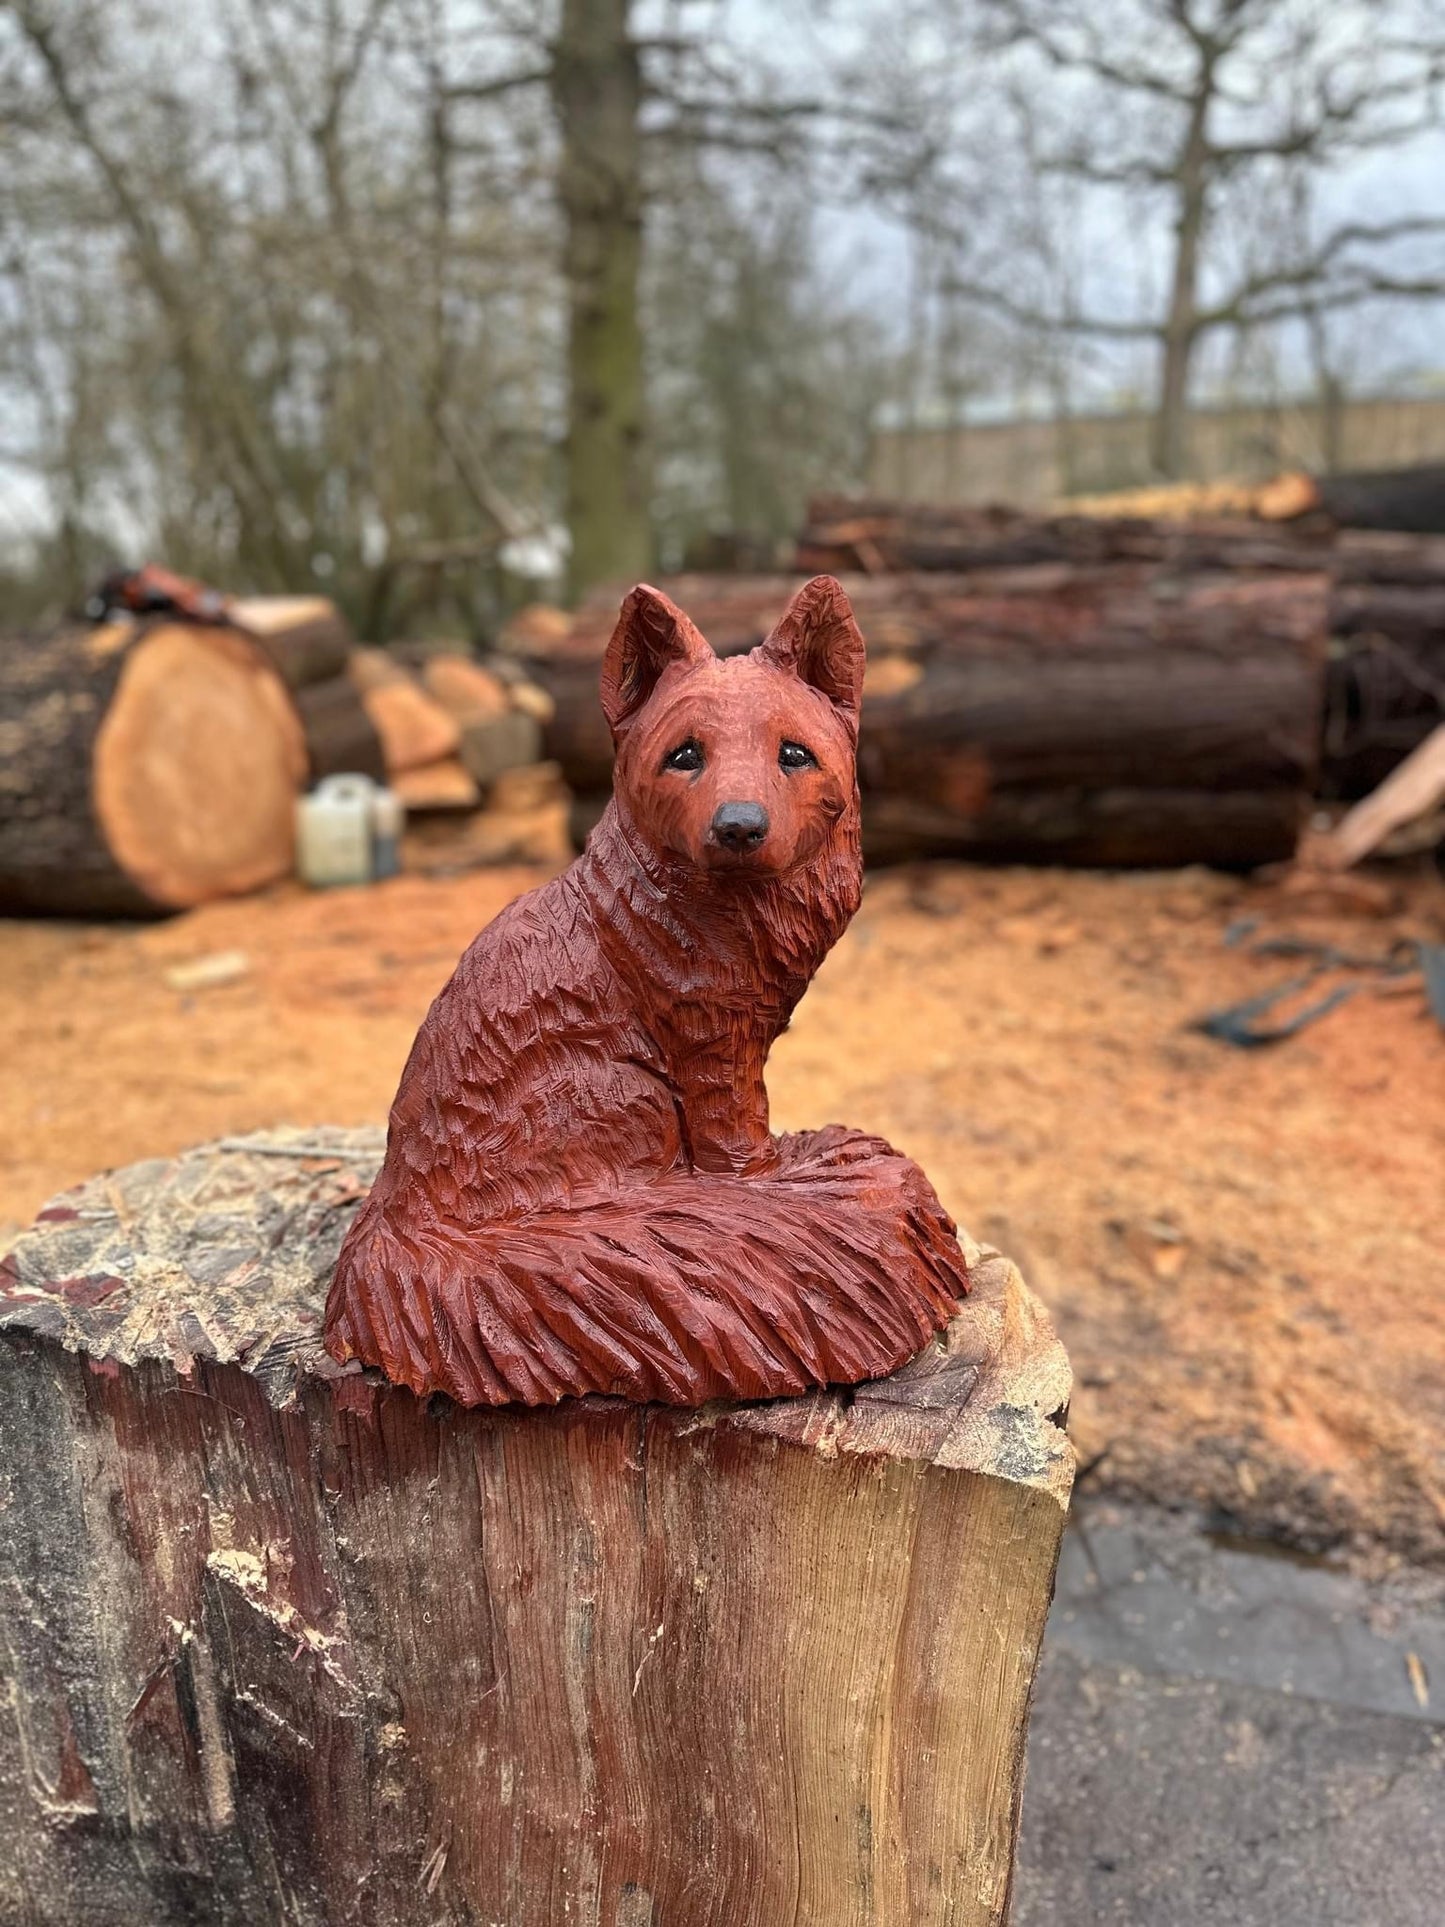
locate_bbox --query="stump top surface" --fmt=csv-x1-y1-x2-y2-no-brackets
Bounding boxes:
0,1128,1072,1502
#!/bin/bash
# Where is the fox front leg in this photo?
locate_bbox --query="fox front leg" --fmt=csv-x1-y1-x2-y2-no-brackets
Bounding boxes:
674,1035,779,1176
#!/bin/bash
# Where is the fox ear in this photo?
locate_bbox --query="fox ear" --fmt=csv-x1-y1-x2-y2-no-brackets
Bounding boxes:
600,584,713,736
758,576,865,731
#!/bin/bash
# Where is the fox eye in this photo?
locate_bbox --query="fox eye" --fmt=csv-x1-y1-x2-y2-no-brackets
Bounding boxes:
779,741,817,771
663,739,704,773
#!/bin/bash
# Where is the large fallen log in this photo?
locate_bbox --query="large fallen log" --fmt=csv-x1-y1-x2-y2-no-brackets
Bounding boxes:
795,495,1337,576
519,567,1329,869
1289,463,1445,535
794,499,1445,807
0,1129,1072,1926
0,622,308,915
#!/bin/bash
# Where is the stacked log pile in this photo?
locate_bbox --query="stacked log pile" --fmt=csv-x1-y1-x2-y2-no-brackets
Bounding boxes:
516,566,1331,870
0,589,570,917
360,644,572,871
796,497,1445,802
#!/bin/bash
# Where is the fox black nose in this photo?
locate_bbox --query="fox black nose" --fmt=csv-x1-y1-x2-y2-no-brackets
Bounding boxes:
711,801,770,850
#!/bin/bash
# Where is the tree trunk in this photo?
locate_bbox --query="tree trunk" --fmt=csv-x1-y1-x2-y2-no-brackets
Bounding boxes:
0,623,307,916
523,566,1330,869
0,1129,1073,1927
553,0,652,601
1151,82,1212,480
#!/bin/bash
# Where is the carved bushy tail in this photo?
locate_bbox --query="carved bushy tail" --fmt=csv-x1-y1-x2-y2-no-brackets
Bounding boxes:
325,1127,968,1408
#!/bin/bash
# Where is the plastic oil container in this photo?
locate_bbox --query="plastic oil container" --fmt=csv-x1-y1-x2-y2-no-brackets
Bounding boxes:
296,775,377,887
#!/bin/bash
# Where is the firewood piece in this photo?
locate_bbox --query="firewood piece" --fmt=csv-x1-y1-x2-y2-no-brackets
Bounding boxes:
405,763,574,872
0,1130,1072,1927
0,622,305,915
345,644,410,692
417,653,545,786
348,653,462,774
229,595,354,690
390,756,480,810
421,652,511,720
499,601,573,654
290,674,388,783
457,710,543,788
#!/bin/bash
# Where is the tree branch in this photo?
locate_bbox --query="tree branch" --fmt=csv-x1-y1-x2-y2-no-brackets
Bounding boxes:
938,274,1160,340
443,66,552,104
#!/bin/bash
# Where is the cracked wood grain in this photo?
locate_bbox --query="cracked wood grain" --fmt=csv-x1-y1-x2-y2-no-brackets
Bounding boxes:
0,1130,1071,1925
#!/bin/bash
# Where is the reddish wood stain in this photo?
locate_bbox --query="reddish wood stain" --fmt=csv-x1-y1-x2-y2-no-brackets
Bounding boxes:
325,578,969,1405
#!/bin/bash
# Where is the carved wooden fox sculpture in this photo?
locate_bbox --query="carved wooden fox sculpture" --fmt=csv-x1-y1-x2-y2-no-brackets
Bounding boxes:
325,576,969,1405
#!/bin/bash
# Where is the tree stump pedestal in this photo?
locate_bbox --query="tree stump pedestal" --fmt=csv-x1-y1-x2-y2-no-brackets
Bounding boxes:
0,1130,1073,1927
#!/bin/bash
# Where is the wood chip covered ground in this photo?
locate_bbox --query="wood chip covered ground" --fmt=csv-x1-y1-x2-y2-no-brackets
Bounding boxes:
1,857,1442,1563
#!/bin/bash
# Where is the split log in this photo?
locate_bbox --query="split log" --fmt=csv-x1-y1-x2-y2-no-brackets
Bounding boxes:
230,595,354,690
0,1129,1072,1927
348,649,463,774
405,763,575,873
523,568,1329,869
1321,723,1445,867
290,675,389,785
420,652,511,719
390,756,481,810
420,653,545,787
0,623,307,916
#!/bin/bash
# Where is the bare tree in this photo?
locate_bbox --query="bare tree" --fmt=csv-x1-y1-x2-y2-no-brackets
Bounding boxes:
934,0,1445,476
0,0,908,615
0,0,560,626
444,0,904,597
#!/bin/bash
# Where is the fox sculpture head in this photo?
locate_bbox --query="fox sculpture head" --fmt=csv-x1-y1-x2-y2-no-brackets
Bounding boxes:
600,575,865,881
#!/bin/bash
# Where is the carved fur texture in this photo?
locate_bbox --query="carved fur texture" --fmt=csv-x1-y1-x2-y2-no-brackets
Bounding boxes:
325,577,969,1405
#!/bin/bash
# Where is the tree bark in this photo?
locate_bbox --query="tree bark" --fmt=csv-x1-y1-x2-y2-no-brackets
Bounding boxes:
553,0,652,601
523,566,1330,868
1309,464,1445,535
229,598,385,785
1151,62,1213,480
0,623,307,916
291,675,388,784
0,1129,1073,1927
